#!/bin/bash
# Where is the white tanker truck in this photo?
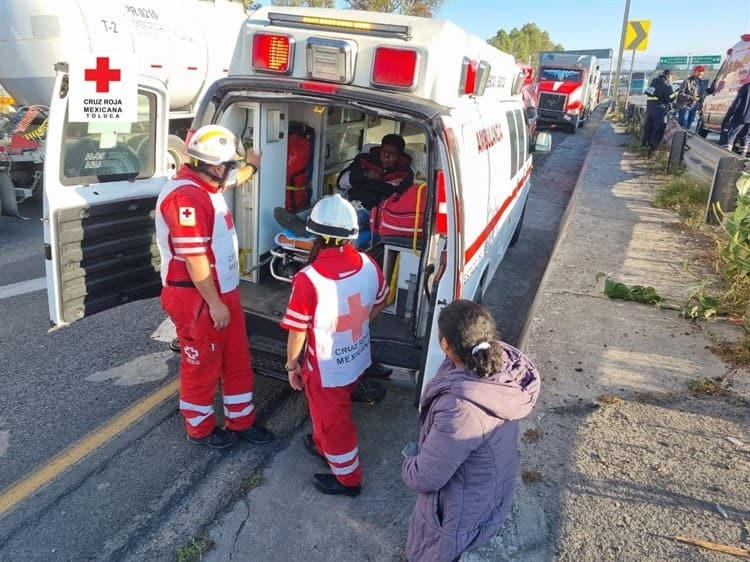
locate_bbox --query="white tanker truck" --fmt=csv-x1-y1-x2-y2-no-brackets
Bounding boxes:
0,0,246,217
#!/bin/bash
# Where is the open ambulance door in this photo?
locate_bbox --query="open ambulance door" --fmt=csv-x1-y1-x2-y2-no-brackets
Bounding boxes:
414,121,464,404
43,71,170,327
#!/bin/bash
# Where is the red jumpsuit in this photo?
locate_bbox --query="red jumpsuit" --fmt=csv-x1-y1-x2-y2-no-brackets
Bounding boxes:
281,245,387,486
155,166,256,439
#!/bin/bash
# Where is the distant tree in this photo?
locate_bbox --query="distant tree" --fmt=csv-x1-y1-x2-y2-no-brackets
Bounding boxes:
343,0,445,17
270,0,335,7
488,23,564,67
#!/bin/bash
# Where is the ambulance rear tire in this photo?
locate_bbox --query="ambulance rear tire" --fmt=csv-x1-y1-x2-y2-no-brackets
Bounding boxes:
509,202,526,247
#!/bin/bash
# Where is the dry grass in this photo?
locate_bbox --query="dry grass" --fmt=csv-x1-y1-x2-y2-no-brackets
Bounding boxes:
522,470,544,484
522,428,543,443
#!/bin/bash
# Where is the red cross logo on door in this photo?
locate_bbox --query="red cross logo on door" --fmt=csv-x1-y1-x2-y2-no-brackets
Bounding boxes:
84,57,121,93
336,294,370,342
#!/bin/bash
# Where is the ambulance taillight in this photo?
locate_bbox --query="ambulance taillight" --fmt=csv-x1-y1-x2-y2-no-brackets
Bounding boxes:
252,33,293,74
460,58,491,96
372,47,418,90
435,170,448,235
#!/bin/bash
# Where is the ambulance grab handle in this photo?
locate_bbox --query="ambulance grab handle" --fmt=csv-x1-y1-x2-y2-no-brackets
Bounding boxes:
422,263,435,302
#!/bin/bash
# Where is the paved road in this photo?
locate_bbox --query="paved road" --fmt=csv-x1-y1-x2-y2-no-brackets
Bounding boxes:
0,108,598,561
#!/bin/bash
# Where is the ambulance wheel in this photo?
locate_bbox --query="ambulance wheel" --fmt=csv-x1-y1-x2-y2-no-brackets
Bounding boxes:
509,202,526,248
696,117,709,138
166,135,186,178
568,118,578,134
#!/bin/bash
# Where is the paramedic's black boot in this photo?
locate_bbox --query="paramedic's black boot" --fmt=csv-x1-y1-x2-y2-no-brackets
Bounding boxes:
169,337,180,353
351,377,386,404
363,362,393,379
233,424,275,445
312,473,361,497
186,427,237,450
304,434,329,467
273,207,308,236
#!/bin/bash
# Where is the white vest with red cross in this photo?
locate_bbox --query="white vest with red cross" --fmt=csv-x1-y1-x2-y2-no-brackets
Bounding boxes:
302,260,379,387
155,180,239,294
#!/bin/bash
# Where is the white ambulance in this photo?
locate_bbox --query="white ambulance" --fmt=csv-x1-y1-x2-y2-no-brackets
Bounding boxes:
43,7,548,395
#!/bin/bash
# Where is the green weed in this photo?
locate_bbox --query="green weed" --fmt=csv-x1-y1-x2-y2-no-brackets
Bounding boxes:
653,175,711,221
176,535,214,562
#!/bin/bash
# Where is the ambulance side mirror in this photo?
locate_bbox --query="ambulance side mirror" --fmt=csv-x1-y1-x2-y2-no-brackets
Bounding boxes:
532,131,552,153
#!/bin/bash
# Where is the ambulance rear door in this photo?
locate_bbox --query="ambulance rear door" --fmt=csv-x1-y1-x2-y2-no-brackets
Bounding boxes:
44,70,170,327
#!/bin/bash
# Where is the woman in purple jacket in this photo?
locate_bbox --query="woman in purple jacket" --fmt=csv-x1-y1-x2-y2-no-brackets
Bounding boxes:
402,299,540,562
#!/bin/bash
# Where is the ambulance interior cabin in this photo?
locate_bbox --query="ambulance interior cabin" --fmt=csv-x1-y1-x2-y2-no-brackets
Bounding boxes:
217,100,434,377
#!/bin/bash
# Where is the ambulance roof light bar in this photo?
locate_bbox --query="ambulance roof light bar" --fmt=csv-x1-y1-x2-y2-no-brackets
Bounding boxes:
267,12,412,40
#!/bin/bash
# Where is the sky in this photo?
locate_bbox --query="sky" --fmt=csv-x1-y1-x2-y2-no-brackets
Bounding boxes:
436,0,750,70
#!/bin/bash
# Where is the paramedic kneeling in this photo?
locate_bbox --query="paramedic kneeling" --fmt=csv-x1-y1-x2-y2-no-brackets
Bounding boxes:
155,125,274,450
280,194,389,496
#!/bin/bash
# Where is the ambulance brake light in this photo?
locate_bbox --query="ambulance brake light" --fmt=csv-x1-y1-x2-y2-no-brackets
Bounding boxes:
435,170,448,235
372,47,418,90
252,33,293,74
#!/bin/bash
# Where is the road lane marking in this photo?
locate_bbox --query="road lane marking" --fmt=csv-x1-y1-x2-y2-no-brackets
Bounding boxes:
0,379,179,517
0,431,9,458
151,317,176,342
0,277,45,300
86,351,174,386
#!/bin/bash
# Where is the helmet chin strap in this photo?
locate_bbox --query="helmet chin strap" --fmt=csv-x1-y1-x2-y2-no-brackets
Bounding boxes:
201,162,236,186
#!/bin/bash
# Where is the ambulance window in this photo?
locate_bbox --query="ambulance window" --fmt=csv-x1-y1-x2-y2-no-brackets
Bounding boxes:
60,91,156,186
506,111,518,178
514,109,527,168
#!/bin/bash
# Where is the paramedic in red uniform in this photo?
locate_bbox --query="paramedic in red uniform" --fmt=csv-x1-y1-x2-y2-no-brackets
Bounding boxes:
156,124,274,449
280,194,388,496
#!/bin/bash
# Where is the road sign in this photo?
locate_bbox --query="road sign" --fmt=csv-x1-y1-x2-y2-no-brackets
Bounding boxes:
659,56,687,65
625,20,650,51
658,55,721,66
691,55,721,64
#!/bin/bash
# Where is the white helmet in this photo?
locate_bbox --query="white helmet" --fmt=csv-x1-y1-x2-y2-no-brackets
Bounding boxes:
186,124,243,166
306,194,359,240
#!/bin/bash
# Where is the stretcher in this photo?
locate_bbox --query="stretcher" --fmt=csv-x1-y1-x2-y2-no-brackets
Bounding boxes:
269,229,315,282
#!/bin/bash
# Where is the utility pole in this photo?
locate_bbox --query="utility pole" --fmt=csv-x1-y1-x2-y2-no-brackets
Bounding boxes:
611,0,631,110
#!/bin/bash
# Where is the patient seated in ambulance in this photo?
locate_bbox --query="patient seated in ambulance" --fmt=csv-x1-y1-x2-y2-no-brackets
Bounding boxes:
273,133,413,250
337,133,414,210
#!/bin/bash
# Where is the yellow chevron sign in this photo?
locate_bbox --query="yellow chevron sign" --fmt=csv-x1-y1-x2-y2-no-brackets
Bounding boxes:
625,20,650,51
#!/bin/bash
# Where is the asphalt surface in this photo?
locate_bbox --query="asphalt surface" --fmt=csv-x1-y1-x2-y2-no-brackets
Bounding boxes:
0,112,592,561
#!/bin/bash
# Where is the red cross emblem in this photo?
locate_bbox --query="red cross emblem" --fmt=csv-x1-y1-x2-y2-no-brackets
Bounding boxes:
178,206,196,227
84,57,121,93
336,294,370,342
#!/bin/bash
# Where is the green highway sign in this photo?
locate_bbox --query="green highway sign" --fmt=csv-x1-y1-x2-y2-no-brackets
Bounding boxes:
658,55,721,65
691,55,721,64
659,56,687,65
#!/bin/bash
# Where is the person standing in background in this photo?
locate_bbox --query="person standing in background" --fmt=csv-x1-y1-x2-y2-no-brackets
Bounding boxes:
676,65,707,131
642,69,676,156
719,81,750,156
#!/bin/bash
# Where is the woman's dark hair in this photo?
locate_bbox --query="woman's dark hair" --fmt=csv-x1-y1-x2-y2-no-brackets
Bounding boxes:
381,133,405,154
437,299,504,378
308,235,348,263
